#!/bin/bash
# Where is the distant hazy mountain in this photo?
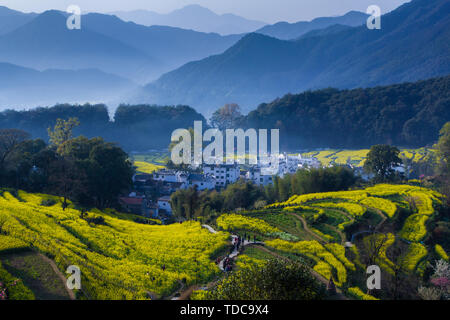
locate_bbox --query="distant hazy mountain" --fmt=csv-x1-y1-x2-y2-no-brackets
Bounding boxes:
112,4,267,35
0,9,243,84
144,0,450,114
0,62,136,109
0,6,36,35
296,24,354,41
256,11,368,40
82,13,243,75
0,10,161,84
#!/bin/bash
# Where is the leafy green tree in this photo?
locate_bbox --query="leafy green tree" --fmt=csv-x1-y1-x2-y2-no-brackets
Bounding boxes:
436,122,450,175
210,103,244,130
206,259,326,300
171,186,200,220
0,129,30,170
0,129,31,187
268,166,357,202
364,145,402,182
221,179,265,211
71,137,133,208
6,139,47,189
435,122,450,203
48,157,84,210
47,118,80,154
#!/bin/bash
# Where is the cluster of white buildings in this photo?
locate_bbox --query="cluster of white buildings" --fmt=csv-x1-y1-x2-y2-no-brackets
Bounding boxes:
123,153,320,219
149,153,320,189
246,153,321,185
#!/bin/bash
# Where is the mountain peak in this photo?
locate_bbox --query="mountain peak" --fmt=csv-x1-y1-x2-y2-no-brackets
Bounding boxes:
176,4,215,14
257,10,368,40
112,6,266,35
0,6,26,16
148,0,450,114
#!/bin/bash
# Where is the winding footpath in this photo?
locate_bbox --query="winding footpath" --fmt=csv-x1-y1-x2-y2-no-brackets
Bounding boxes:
253,245,348,300
172,226,260,300
172,224,350,300
286,213,328,244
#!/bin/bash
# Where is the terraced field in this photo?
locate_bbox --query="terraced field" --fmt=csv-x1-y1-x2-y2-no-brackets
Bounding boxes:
0,190,229,300
1,184,447,300
301,148,436,167
216,184,447,300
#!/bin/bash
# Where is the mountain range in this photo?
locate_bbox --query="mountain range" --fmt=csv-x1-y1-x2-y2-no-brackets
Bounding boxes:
111,5,267,35
256,11,368,40
0,6,36,35
0,0,448,116
0,9,243,85
0,62,136,108
144,0,450,114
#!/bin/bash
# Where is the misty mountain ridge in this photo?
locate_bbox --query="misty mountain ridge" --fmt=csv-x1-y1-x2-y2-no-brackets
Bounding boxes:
0,10,160,84
143,0,450,114
0,9,244,85
111,4,267,35
0,62,137,110
256,10,369,40
0,6,37,35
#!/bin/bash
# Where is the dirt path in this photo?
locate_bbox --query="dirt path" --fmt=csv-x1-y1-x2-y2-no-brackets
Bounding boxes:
254,245,348,300
374,209,387,230
0,251,74,300
328,224,347,245
287,213,328,244
174,226,263,300
38,253,76,300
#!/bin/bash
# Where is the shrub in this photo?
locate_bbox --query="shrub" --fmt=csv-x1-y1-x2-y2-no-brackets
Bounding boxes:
216,214,280,235
435,244,449,261
347,287,379,300
40,199,57,207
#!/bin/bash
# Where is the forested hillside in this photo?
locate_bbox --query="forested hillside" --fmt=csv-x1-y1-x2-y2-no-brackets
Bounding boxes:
146,0,450,113
0,75,448,151
243,76,450,149
0,104,206,151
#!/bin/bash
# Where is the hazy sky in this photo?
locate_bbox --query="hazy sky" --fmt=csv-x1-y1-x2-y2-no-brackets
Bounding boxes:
0,0,410,23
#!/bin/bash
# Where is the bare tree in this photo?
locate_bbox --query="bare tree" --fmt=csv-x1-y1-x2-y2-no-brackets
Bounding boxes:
48,157,85,210
360,232,389,268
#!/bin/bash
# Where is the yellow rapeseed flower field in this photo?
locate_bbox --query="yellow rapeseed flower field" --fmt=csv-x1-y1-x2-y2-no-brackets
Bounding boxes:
0,190,229,299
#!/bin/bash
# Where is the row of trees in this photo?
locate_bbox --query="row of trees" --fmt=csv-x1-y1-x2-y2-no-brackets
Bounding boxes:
170,166,358,221
244,76,450,149
170,119,450,222
0,104,206,152
0,118,133,209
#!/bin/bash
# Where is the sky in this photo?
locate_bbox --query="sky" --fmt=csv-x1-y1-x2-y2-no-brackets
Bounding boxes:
0,0,410,23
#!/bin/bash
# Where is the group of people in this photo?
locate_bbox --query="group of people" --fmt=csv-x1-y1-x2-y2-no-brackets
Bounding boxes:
222,257,233,272
215,234,261,273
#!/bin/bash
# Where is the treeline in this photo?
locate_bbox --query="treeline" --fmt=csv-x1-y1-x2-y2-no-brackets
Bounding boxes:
0,104,206,152
0,121,133,209
1,76,448,151
171,166,357,221
244,75,450,149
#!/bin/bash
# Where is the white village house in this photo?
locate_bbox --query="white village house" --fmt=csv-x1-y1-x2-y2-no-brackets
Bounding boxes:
157,196,172,214
203,163,240,187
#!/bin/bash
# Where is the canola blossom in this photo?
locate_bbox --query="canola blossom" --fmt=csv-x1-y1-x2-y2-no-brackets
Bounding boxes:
0,191,229,299
216,214,281,235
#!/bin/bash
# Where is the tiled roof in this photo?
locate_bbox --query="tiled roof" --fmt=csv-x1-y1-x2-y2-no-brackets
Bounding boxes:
119,197,143,205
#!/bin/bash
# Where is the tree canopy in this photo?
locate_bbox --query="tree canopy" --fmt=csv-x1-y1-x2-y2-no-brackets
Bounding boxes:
206,259,326,300
364,145,402,182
